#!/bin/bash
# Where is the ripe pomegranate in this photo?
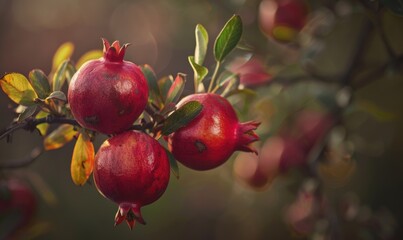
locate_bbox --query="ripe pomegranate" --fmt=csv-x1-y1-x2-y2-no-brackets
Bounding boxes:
0,178,36,239
259,0,308,42
93,131,170,229
68,39,149,134
168,93,260,171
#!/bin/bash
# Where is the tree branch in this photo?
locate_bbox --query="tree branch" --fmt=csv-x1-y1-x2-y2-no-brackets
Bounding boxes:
0,147,43,169
0,116,80,141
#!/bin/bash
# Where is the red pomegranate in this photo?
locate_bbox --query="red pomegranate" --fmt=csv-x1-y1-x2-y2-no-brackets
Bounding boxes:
93,131,170,229
168,93,260,171
0,178,36,239
68,39,149,134
259,0,308,42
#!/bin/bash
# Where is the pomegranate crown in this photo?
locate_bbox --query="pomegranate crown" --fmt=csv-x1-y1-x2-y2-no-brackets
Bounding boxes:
102,38,130,62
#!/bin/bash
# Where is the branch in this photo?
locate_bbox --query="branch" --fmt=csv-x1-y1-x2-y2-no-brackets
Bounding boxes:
0,116,80,141
0,147,43,169
340,18,373,86
352,54,403,90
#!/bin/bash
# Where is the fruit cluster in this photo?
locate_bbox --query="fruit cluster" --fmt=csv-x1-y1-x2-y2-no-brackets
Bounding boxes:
67,39,259,228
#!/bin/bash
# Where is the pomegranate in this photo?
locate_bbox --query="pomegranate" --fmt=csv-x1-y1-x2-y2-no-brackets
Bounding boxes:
168,93,260,171
0,178,36,239
93,131,170,229
68,39,149,134
259,0,308,42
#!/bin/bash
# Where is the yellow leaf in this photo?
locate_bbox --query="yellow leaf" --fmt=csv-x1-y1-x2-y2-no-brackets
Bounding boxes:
76,50,103,69
36,111,49,136
0,73,38,106
52,42,74,72
71,133,94,185
44,124,76,150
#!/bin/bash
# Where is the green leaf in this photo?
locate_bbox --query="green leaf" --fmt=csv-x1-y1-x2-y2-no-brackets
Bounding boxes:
70,132,95,186
52,60,69,91
65,62,77,85
0,73,38,106
141,64,159,94
165,73,186,104
46,91,67,102
52,42,74,72
29,69,51,99
44,124,76,150
194,24,209,65
214,15,243,62
225,87,256,98
188,56,209,86
165,148,179,179
158,76,174,103
161,101,203,135
17,105,37,123
140,64,162,106
36,111,49,136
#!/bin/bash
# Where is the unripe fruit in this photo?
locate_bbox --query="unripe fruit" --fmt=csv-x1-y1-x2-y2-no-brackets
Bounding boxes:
93,131,170,229
259,0,308,42
168,93,260,171
68,39,149,134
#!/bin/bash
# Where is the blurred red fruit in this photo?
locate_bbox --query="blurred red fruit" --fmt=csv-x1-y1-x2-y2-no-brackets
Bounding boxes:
259,0,308,42
293,110,335,152
0,179,36,239
233,151,272,190
285,185,326,236
230,57,272,87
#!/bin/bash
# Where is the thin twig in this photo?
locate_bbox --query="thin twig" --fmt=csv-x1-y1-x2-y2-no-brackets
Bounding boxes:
207,61,221,93
0,147,43,169
0,116,79,140
352,54,403,90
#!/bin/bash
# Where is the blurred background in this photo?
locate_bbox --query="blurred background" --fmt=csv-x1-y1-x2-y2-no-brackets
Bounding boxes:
1,0,403,239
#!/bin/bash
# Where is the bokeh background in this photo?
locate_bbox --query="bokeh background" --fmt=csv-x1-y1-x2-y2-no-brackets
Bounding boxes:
1,0,403,239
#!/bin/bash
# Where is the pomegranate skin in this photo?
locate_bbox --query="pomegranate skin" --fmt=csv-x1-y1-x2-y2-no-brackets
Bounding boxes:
68,39,149,134
93,131,170,229
0,179,36,239
168,93,260,171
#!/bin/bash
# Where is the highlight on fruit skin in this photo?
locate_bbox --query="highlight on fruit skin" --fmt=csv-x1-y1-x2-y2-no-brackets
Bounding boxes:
93,131,170,229
68,39,149,135
168,93,260,171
